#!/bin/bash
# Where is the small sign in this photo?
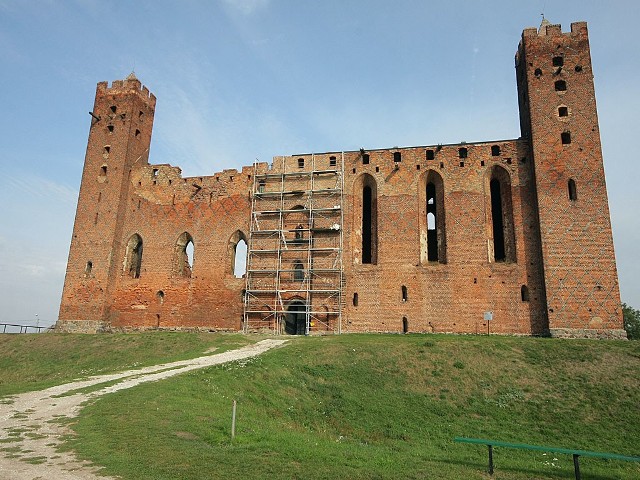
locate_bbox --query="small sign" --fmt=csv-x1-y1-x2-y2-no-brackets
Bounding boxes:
484,311,493,321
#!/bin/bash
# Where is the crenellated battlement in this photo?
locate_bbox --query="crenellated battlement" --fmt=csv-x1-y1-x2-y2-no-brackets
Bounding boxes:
522,20,588,40
96,74,157,108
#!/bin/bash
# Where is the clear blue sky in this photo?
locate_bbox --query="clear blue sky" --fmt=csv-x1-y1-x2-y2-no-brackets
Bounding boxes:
1,1,638,327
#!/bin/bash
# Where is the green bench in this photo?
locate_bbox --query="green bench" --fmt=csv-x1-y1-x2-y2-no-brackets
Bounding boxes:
454,437,640,479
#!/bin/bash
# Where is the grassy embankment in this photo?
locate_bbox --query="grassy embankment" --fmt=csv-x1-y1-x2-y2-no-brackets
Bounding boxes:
1,333,639,479
0,332,256,397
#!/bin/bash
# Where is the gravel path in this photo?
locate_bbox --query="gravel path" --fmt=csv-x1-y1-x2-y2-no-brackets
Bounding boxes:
0,339,287,480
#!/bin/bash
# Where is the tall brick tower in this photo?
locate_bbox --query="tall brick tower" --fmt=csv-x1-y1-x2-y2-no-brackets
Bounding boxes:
516,21,625,338
58,73,156,331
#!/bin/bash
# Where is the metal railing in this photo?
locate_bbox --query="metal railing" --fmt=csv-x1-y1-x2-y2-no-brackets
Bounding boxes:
0,323,53,334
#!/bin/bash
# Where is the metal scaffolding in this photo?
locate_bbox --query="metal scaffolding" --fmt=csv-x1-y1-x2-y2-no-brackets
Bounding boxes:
243,153,344,334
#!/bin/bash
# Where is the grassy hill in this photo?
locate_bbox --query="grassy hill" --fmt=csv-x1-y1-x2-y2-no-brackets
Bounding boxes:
2,333,640,479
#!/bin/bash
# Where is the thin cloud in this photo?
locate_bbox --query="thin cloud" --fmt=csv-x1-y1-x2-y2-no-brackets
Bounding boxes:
221,0,269,15
4,174,78,204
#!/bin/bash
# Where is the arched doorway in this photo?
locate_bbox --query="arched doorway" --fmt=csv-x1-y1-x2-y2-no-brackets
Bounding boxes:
285,301,306,335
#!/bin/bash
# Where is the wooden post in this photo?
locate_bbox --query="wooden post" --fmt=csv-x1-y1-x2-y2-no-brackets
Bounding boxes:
231,400,237,439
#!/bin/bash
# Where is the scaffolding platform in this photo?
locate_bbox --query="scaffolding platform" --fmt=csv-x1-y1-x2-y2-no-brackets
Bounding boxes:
243,154,344,335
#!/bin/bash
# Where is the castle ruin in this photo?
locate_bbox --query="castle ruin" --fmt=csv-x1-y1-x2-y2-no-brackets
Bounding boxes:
57,20,626,338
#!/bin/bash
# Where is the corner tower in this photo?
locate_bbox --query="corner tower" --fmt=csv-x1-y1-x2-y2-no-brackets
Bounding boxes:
516,21,624,337
58,74,156,332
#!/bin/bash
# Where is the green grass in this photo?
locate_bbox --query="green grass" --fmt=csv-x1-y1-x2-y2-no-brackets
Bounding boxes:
60,334,640,479
0,332,256,397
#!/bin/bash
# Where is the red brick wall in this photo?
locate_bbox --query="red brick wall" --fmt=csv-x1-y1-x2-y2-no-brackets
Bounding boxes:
516,22,623,336
58,77,253,332
58,21,624,337
341,142,547,335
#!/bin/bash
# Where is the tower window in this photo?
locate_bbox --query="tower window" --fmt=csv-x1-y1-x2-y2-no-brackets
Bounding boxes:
491,145,501,156
552,56,564,67
363,153,370,165
568,179,578,201
85,261,93,276
401,285,408,302
298,158,304,168
555,80,567,92
329,156,337,167
103,145,111,154
157,291,165,304
110,105,117,114
353,292,358,307
100,166,107,176
561,132,571,145
426,149,435,160
135,129,141,137
575,65,583,72
534,68,542,77
558,106,569,117
521,285,530,302
107,125,114,133
393,152,401,163
458,147,468,159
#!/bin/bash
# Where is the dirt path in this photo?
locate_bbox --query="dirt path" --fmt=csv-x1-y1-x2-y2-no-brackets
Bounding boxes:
0,339,287,480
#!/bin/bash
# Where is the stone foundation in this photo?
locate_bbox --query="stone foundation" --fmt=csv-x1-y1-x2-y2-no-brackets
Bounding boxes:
549,328,628,340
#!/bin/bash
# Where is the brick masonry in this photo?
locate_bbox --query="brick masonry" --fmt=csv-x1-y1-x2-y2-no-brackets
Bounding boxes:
57,22,626,338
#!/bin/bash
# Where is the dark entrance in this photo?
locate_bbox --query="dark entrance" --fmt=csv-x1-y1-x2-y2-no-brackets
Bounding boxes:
285,301,307,335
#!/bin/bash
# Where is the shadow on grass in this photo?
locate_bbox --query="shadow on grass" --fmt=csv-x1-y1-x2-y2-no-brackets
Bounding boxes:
432,455,630,480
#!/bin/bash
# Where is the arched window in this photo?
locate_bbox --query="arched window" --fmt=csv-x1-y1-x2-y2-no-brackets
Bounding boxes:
234,239,247,277
293,261,304,282
568,179,577,201
489,166,516,263
401,285,408,302
229,230,248,277
421,170,447,264
124,234,143,278
84,261,93,276
358,174,378,264
402,317,409,333
175,232,194,277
